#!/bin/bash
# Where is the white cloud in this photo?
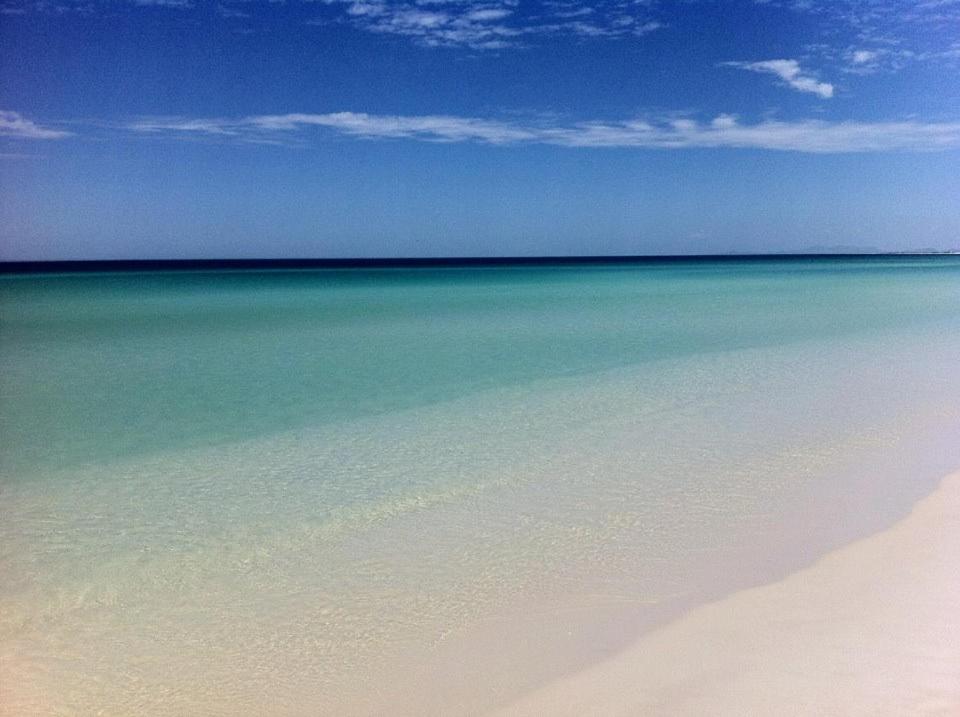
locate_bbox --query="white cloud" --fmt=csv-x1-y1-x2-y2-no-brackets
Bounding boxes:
130,0,192,6
2,0,663,46
249,111,539,143
313,0,522,49
125,110,960,153
315,0,664,49
762,0,960,74
725,59,834,99
838,47,894,74
127,117,240,135
634,20,662,35
0,110,72,139
465,8,511,22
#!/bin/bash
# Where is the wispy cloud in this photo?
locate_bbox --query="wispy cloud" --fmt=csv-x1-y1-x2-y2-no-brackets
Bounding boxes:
756,0,960,29
724,59,834,99
312,1,519,49
311,0,664,49
125,110,960,153
0,110,72,139
838,47,886,74
833,41,960,74
130,0,192,7
850,49,878,65
763,0,960,74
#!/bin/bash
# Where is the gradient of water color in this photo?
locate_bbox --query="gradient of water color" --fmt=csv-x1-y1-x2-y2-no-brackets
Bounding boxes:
2,257,960,714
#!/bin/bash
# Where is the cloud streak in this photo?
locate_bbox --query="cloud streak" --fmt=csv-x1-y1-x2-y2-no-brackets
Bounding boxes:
725,60,834,98
126,110,960,153
0,110,72,139
313,0,664,49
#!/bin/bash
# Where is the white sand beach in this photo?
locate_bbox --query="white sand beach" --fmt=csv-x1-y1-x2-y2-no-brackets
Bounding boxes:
494,470,960,717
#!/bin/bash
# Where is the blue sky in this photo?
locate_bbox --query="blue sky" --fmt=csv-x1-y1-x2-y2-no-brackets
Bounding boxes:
2,0,959,259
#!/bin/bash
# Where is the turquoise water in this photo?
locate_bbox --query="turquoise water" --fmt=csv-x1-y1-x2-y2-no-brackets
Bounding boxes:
2,258,960,714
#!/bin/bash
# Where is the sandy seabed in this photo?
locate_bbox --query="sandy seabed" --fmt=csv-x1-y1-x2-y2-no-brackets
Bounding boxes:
3,471,958,716
494,471,960,717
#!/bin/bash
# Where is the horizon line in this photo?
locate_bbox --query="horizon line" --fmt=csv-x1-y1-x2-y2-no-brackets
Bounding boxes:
2,252,960,274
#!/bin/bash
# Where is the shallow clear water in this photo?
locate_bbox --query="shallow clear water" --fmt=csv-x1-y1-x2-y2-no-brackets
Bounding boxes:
2,258,960,714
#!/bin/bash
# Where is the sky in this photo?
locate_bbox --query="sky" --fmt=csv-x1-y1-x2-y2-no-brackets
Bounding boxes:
1,0,959,259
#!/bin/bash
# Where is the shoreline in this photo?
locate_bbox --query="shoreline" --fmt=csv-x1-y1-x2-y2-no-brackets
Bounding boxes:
493,470,960,716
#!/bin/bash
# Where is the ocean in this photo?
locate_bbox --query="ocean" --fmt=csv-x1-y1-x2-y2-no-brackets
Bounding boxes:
2,257,960,714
